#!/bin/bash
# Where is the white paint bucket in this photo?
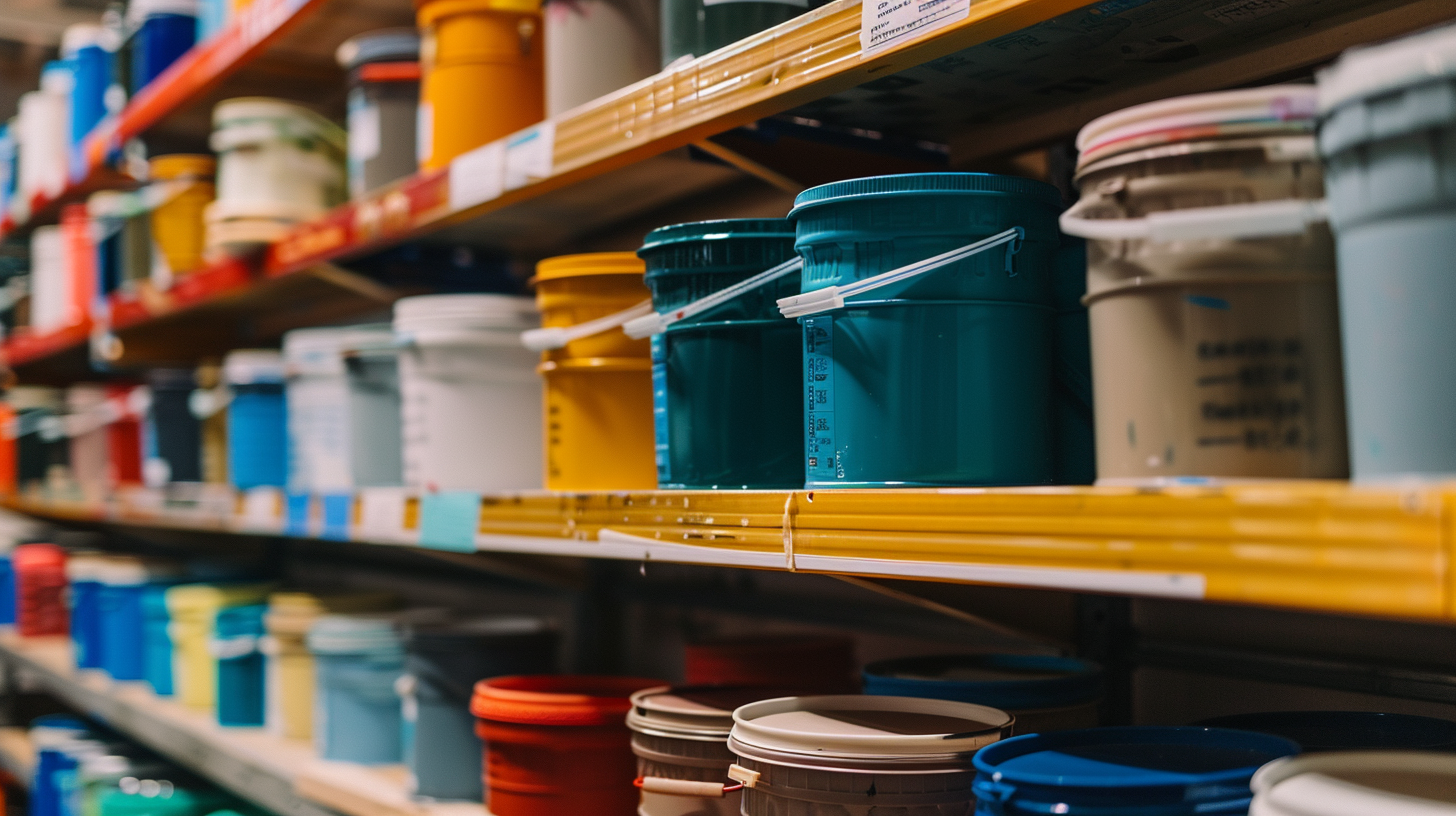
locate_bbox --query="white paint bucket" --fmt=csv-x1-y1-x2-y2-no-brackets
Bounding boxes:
283,324,394,495
1251,751,1456,816
393,294,543,491
544,0,658,116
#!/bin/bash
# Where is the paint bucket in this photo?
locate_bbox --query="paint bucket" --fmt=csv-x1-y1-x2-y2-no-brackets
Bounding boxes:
143,585,175,695
165,583,272,710
105,385,145,487
223,350,288,490
95,558,182,682
145,369,202,485
1251,750,1456,816
128,0,198,94
627,685,787,816
544,0,657,115
394,295,543,491
1196,711,1456,752
66,386,111,505
1318,25,1456,478
15,543,68,637
415,0,544,171
66,553,111,668
212,604,266,726
862,654,1103,734
284,325,394,495
683,636,857,692
0,555,14,626
62,25,107,153
149,155,215,278
660,0,801,67
784,173,1062,488
633,219,802,489
342,337,404,488
729,695,1013,816
402,618,557,800
471,675,664,816
10,387,68,492
29,223,73,335
528,252,655,491
1061,86,1346,481
30,716,93,816
972,726,1300,815
309,614,406,764
337,30,420,198
17,82,68,204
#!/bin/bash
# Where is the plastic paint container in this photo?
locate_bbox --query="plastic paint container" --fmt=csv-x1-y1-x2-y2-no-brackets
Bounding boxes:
1318,25,1456,478
143,585,175,695
415,0,544,171
10,387,68,491
166,583,272,710
472,675,664,816
145,369,202,484
66,553,111,669
105,385,145,487
31,716,93,816
149,155,215,278
683,635,857,692
660,0,801,67
1063,86,1346,481
97,784,231,816
544,0,657,115
972,726,1301,815
17,84,68,204
15,543,68,637
128,0,198,94
862,654,1104,734
96,558,182,682
284,325,394,495
195,363,229,485
223,350,288,490
1250,750,1456,816
1053,238,1096,485
395,295,543,491
532,253,655,491
336,30,420,198
342,338,404,488
637,219,802,489
729,695,1013,816
29,222,73,336
213,604,266,726
402,618,557,800
67,386,111,505
1196,711,1456,752
62,25,108,152
0,555,14,625
788,173,1061,488
309,614,407,764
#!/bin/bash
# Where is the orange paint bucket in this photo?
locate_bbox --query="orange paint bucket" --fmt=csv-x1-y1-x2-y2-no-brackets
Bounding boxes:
149,154,215,277
415,0,544,170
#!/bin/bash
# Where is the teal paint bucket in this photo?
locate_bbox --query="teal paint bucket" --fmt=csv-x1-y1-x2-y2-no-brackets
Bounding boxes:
1319,24,1456,479
785,173,1062,488
635,219,803,489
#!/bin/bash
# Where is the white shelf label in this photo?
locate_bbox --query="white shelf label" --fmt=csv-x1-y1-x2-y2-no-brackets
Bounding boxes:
861,0,970,55
355,487,414,544
448,140,505,212
503,122,555,191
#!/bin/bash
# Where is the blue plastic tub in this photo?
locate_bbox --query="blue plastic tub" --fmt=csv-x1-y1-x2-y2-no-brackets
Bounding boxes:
214,604,266,727
97,559,181,682
142,585,175,695
224,351,288,490
309,615,405,764
863,654,1103,733
29,715,91,816
788,173,1063,488
402,618,556,800
0,554,15,625
1195,711,1456,753
129,2,197,94
62,27,108,155
972,726,1300,815
67,561,104,670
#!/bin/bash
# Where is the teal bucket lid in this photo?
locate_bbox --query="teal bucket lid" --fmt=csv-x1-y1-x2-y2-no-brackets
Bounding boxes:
214,604,266,639
638,219,795,275
789,172,1063,217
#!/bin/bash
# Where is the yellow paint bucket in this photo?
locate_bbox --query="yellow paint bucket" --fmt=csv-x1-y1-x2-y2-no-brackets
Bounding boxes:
415,0,544,171
165,583,272,711
148,154,215,277
533,253,655,491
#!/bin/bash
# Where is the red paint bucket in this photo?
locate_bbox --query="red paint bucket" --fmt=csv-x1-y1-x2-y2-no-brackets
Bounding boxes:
471,675,663,816
684,635,858,692
14,544,68,637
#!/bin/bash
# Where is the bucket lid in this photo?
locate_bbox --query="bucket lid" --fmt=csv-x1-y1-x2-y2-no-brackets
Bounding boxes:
60,24,104,57
29,714,89,742
1195,711,1456,752
393,294,539,335
125,0,198,25
627,685,795,741
94,556,184,586
307,614,405,654
404,615,553,649
13,543,66,569
789,173,1061,218
1319,23,1456,114
1252,751,1456,816
731,695,1011,764
533,252,645,282
471,675,665,726
284,324,393,376
149,155,215,180
66,552,113,582
336,28,420,70
223,349,285,385
1074,86,1317,168
165,583,273,615
215,604,267,637
638,219,795,257
415,0,543,27
211,98,346,155
861,654,1103,711
7,386,65,411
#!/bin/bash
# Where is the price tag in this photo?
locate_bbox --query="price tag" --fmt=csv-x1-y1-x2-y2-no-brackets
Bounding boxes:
861,0,970,55
503,122,555,191
355,487,414,544
418,491,482,552
237,486,284,533
448,140,505,212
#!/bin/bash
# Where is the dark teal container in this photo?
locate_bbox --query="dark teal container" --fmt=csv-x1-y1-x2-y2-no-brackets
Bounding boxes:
1053,237,1095,485
790,173,1063,488
638,219,803,489
661,0,807,67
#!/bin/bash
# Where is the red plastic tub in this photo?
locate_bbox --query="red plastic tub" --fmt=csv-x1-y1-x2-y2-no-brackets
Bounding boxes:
684,635,858,692
472,675,663,816
105,385,144,486
13,544,68,637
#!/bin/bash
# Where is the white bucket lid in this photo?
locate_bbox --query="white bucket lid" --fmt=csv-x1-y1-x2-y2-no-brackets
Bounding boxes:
307,613,404,654
66,552,114,582
1076,85,1317,168
94,556,183,586
729,695,1011,765
284,324,393,376
224,349,286,385
1318,23,1456,114
61,24,104,57
393,294,539,336
1252,751,1456,816
211,98,346,155
126,0,198,27
628,686,794,742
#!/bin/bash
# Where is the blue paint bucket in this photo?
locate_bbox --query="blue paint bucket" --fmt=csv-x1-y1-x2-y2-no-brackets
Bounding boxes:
0,554,14,625
972,726,1300,815
785,173,1062,488
224,350,288,490
402,617,557,800
29,715,93,816
1195,711,1456,752
66,554,110,670
213,604,266,727
1319,24,1456,478
96,558,182,682
863,654,1103,734
128,0,197,94
309,615,406,764
61,26,108,155
142,585,175,695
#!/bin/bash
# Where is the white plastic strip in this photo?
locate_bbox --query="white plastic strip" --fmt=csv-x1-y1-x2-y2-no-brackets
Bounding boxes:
1059,198,1328,242
624,257,803,339
791,553,1207,598
520,299,654,352
595,529,789,568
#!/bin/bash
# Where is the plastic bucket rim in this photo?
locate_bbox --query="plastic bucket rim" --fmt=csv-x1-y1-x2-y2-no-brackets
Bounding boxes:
730,695,1013,760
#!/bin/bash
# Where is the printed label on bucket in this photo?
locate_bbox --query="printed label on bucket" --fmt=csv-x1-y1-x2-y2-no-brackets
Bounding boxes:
805,316,838,483
652,335,671,484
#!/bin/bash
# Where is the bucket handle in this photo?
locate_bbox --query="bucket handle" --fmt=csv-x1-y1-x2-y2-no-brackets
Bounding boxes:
1058,196,1328,242
634,776,744,798
776,227,1024,320
519,299,655,352
623,257,805,339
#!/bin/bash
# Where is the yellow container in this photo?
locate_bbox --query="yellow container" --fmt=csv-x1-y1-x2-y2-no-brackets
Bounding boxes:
534,252,655,491
196,363,229,484
265,591,398,741
416,0,544,170
148,155,216,278
165,583,272,711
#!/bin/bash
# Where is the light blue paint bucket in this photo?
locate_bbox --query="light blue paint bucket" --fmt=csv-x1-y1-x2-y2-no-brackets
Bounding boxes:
972,726,1300,815
142,585,175,695
214,604,266,727
1319,24,1456,479
309,615,406,764
863,654,1103,734
785,173,1062,488
96,558,182,682
224,350,288,490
